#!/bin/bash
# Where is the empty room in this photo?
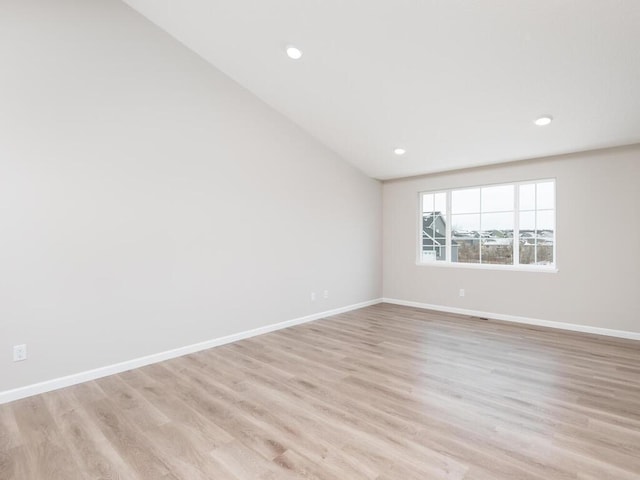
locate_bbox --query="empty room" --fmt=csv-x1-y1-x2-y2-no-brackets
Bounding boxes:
1,0,639,479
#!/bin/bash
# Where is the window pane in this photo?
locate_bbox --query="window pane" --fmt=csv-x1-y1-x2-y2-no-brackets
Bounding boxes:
433,215,446,239
482,239,513,265
520,243,535,264
536,243,554,264
421,247,438,262
422,246,445,261
537,182,555,210
434,192,447,214
422,213,448,262
536,229,554,244
452,188,480,214
451,213,480,235
519,184,536,211
481,212,513,232
535,211,554,264
481,185,514,212
452,213,480,263
537,210,554,231
480,210,513,265
422,193,434,213
519,211,535,231
453,238,479,263
519,210,535,262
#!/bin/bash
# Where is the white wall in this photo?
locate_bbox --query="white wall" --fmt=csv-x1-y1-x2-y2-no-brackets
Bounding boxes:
0,0,381,393
383,145,640,334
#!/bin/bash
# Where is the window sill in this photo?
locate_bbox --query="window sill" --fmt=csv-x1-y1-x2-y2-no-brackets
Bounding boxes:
415,261,558,273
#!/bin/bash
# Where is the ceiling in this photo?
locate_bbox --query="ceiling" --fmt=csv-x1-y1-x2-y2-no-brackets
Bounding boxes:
122,0,640,180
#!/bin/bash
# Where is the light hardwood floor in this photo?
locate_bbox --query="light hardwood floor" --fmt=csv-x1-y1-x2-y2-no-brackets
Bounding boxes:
1,303,639,479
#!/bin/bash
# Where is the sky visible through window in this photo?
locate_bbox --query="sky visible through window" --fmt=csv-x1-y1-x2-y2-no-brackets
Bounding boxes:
423,182,555,232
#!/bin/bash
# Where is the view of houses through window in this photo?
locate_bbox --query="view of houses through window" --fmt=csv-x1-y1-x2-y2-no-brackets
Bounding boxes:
420,180,555,267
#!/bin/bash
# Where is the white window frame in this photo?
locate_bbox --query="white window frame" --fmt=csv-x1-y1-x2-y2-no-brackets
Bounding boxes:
417,179,557,272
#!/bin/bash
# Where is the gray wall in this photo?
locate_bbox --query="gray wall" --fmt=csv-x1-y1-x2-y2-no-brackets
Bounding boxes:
0,0,382,392
383,145,640,334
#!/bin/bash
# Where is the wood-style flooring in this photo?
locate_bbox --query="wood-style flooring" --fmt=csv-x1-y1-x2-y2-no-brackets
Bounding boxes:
1,303,639,479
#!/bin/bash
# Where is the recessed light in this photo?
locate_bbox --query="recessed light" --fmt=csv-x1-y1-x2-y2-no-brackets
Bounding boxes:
285,45,303,60
394,148,406,156
534,116,553,126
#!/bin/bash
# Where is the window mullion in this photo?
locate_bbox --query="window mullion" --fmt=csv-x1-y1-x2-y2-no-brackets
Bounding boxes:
478,189,483,264
514,184,520,266
446,192,452,263
534,183,538,264
553,182,557,267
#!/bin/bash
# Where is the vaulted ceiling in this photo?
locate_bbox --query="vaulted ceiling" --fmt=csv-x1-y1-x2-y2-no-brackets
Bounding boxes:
123,0,640,179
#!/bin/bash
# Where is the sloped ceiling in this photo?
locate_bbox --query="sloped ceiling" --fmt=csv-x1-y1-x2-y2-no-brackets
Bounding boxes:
123,0,640,179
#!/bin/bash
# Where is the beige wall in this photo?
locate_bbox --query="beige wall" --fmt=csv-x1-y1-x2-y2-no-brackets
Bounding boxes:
0,0,381,393
383,145,640,334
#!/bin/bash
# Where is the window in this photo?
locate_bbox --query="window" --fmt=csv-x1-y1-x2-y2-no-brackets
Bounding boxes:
420,180,555,269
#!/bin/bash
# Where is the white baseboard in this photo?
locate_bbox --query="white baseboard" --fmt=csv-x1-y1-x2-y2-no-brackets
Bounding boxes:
382,298,640,341
0,298,383,405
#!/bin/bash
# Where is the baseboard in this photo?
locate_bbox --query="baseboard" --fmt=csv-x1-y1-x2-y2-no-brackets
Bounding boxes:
382,298,640,341
0,298,383,405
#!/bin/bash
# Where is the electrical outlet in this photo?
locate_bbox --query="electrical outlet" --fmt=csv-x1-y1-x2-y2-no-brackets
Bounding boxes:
13,344,27,362
310,292,316,302
323,290,329,299
459,289,465,297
